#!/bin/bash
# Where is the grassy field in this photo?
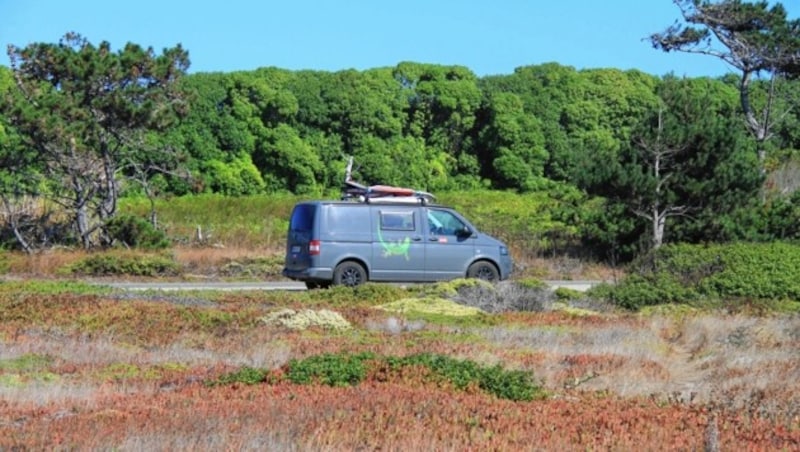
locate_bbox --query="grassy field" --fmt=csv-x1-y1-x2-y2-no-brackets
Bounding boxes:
0,280,798,450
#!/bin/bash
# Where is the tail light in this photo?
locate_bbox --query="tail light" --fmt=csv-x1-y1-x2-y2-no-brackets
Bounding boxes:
309,240,321,255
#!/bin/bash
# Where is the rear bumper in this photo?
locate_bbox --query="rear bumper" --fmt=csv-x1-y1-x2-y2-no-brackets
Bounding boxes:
282,267,333,282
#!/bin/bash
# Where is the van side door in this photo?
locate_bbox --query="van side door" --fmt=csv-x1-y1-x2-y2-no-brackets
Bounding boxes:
370,206,426,282
423,207,476,281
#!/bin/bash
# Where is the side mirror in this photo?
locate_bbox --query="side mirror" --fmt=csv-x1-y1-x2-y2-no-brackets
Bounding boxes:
456,226,473,237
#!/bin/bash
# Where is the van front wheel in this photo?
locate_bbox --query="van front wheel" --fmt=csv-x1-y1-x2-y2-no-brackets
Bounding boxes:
333,261,367,287
467,261,499,282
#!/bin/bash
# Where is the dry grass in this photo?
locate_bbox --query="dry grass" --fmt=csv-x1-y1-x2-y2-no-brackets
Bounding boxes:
172,245,283,266
4,248,90,276
173,245,283,278
515,255,624,281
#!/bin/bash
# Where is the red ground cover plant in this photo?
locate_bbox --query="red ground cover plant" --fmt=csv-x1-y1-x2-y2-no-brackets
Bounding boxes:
3,380,798,450
1,286,799,450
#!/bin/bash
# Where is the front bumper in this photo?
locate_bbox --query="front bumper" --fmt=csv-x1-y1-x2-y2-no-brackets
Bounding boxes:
499,255,514,280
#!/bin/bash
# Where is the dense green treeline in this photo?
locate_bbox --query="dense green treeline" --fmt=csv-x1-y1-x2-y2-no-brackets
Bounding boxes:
156,62,800,258
2,52,800,258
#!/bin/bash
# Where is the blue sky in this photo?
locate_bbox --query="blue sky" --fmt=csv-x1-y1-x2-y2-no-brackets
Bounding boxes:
1,0,768,78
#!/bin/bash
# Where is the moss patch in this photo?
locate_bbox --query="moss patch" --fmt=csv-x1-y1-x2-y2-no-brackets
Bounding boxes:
377,296,483,317
260,308,352,331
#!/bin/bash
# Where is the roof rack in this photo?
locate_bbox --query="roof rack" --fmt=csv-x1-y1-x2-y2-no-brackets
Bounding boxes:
341,157,436,205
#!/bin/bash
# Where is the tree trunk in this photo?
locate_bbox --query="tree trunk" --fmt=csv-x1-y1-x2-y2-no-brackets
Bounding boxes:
2,198,33,254
76,202,92,249
653,209,666,250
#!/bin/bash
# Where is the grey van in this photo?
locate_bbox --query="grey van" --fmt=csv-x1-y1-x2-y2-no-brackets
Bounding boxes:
282,200,513,288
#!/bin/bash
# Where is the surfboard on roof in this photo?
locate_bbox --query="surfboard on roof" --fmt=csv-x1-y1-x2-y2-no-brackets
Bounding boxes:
342,156,436,204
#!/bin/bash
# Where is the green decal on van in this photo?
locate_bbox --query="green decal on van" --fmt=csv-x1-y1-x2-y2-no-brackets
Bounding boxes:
376,226,410,260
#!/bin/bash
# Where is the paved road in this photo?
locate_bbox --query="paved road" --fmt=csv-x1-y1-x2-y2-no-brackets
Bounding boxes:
97,280,605,292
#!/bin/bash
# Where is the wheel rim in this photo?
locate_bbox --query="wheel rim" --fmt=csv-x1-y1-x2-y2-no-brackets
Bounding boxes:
342,267,362,286
475,266,496,281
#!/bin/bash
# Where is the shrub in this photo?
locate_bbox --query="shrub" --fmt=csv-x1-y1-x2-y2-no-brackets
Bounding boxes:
603,242,800,310
516,278,549,290
696,242,800,300
219,255,284,278
260,308,352,330
451,280,554,313
303,283,410,307
352,283,411,305
377,296,484,318
649,242,800,301
388,353,544,401
607,273,699,310
67,252,181,277
553,287,583,301
286,352,376,387
207,366,269,386
106,214,171,250
209,352,544,402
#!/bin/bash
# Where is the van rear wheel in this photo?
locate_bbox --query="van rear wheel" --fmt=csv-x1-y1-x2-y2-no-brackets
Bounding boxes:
467,261,499,282
333,261,367,287
305,281,331,290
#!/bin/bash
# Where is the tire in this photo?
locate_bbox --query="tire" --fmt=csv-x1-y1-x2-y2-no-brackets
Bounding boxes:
333,261,367,287
305,281,330,290
466,261,499,282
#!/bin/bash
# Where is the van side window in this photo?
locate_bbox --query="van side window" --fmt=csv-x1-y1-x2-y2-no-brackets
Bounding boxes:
427,209,466,236
380,211,415,231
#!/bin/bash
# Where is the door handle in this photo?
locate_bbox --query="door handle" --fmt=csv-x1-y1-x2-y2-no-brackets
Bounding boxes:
428,237,439,241
412,236,422,241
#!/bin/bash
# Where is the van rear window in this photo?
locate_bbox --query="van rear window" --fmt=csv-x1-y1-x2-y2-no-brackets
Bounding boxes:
289,204,315,231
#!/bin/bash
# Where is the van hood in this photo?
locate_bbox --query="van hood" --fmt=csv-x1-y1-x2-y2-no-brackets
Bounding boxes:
475,232,507,248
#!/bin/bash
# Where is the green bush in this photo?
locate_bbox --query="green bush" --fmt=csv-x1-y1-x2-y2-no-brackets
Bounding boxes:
106,214,171,250
696,242,800,300
303,283,411,307
219,255,284,279
516,278,549,290
67,252,181,277
648,242,800,301
206,366,268,386
286,352,376,387
553,287,583,301
208,352,543,402
387,353,544,401
606,273,699,310
604,242,800,310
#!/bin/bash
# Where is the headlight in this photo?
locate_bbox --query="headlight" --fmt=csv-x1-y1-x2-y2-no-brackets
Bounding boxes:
499,246,508,256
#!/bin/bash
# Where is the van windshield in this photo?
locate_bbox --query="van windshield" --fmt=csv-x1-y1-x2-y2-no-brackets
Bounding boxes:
289,204,315,232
